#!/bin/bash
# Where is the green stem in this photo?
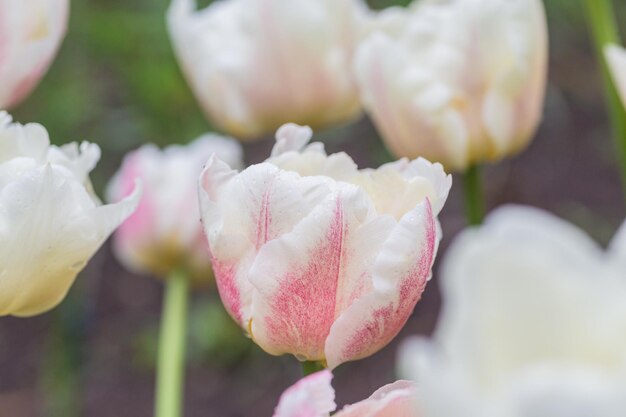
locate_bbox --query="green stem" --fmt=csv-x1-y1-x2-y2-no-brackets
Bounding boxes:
155,270,189,417
584,0,626,194
301,361,325,376
462,165,484,226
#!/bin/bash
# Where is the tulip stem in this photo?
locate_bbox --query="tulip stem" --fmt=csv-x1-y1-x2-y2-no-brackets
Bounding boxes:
155,269,189,417
584,0,626,195
301,361,325,376
462,165,484,225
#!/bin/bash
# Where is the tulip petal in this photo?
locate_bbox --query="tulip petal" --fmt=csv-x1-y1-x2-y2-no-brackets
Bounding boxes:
354,32,470,171
385,157,452,216
0,0,69,109
325,199,436,369
608,219,626,270
483,88,516,156
249,184,395,360
436,206,626,389
272,370,336,417
199,157,332,327
335,380,417,417
271,123,315,157
268,124,359,181
0,166,140,317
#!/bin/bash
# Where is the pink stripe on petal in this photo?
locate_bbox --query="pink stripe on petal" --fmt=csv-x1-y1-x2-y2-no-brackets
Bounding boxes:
210,256,243,326
325,200,437,369
262,198,345,359
255,176,276,249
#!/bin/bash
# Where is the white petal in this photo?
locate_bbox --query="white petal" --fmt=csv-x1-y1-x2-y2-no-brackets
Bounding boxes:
436,206,626,391
271,124,314,157
0,166,140,317
0,0,69,108
273,370,336,417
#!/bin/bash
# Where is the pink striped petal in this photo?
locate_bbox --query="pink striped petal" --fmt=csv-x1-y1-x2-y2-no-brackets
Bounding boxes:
249,185,394,361
199,157,331,327
325,200,437,369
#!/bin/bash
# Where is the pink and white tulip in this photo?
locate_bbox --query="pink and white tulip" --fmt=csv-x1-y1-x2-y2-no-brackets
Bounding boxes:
400,207,626,417
272,370,418,417
0,112,140,317
167,0,365,139
0,0,69,109
355,0,548,171
107,134,243,283
199,123,451,368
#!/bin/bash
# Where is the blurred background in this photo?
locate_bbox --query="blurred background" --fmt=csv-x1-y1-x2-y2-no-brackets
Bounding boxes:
2,0,626,415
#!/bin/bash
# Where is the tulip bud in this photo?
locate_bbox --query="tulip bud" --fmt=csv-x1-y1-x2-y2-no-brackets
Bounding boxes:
272,370,418,417
167,0,366,139
355,0,548,171
400,206,626,417
107,134,243,284
199,123,451,368
0,0,69,109
0,112,140,317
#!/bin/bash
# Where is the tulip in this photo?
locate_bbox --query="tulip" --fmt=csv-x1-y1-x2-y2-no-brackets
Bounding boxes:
400,206,626,417
199,123,451,369
0,0,69,109
272,370,418,417
354,0,548,172
167,0,365,139
0,111,140,317
107,134,243,283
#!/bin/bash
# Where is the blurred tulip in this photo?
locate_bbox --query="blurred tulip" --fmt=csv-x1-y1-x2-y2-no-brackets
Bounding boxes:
107,134,243,284
355,0,548,171
400,206,626,417
272,370,418,417
199,123,451,368
606,44,626,109
167,0,366,139
0,0,69,109
0,112,140,317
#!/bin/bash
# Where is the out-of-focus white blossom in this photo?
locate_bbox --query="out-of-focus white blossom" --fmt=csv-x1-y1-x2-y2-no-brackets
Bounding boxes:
400,206,626,417
167,0,366,139
355,0,548,171
0,0,69,109
107,134,243,283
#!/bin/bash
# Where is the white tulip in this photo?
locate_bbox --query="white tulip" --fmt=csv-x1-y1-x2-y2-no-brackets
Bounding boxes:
0,0,69,109
167,0,366,139
0,112,140,317
107,134,243,283
355,0,548,171
400,206,626,417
